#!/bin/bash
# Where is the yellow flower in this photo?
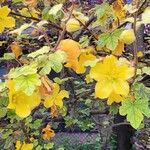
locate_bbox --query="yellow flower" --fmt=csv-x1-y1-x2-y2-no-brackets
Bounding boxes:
90,55,134,99
42,124,55,140
0,6,15,33
85,74,93,84
58,39,81,71
75,51,96,74
44,83,69,108
107,92,125,105
7,80,41,118
16,141,33,150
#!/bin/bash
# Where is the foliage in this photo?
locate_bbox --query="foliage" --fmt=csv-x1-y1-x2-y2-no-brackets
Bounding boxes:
0,0,149,149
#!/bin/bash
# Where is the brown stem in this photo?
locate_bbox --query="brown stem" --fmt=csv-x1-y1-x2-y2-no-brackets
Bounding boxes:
72,14,98,40
132,1,141,80
43,32,51,48
54,2,75,50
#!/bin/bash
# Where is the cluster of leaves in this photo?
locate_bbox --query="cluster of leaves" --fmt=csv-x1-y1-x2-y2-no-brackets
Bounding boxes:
0,0,150,149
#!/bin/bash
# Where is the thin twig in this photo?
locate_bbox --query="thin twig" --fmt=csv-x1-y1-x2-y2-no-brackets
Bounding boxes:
132,1,141,80
10,12,62,31
54,2,75,50
72,14,98,40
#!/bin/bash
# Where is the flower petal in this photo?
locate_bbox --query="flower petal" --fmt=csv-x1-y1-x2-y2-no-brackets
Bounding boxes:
107,92,125,105
55,90,69,108
4,17,15,28
117,64,134,80
44,96,54,108
90,62,106,81
0,22,5,33
113,80,129,96
0,6,10,16
95,80,113,99
15,104,31,118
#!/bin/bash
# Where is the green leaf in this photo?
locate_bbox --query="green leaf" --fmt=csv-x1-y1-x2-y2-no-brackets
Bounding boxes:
8,64,37,78
119,98,150,129
0,53,15,60
49,4,63,16
35,145,43,150
12,0,22,3
142,67,150,75
54,77,72,84
79,36,90,48
31,119,42,129
0,107,7,118
4,136,14,149
0,97,8,107
44,143,54,149
97,29,122,50
93,2,114,26
39,61,52,75
48,4,63,22
133,83,150,101
134,99,150,117
0,82,6,92
58,148,65,150
13,74,41,95
42,7,51,20
28,46,50,58
40,51,66,75
49,50,66,64
95,3,112,19
109,104,119,115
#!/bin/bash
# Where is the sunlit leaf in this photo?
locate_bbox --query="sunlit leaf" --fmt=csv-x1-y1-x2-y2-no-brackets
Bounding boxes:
28,46,50,58
13,74,41,96
97,29,123,50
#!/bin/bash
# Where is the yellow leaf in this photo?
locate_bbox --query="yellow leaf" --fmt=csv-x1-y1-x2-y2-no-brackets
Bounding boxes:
113,0,125,21
19,8,31,17
19,7,39,18
10,42,22,58
15,141,33,150
120,29,136,44
23,0,37,8
89,55,134,100
0,6,15,33
44,83,69,109
137,51,144,58
73,10,89,25
112,41,124,56
7,80,41,118
141,6,150,24
66,18,80,32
